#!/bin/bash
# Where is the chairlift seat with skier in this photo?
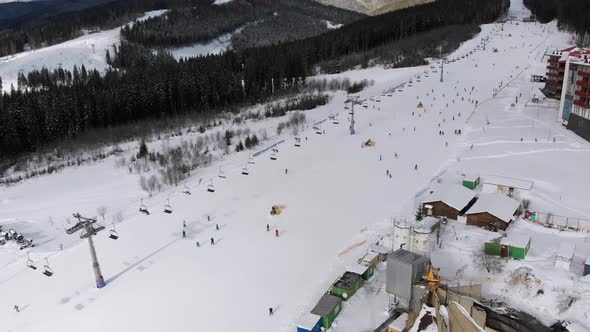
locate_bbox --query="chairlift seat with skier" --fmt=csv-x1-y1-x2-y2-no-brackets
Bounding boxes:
183,186,191,195
294,137,301,147
270,151,277,160
218,168,226,178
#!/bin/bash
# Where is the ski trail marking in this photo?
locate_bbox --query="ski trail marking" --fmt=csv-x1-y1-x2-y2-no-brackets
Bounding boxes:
338,240,367,257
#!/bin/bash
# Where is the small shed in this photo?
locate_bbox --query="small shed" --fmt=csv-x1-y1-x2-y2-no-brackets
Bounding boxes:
481,175,533,198
485,235,531,259
311,294,342,329
462,174,481,190
584,256,590,276
386,249,429,307
422,185,477,220
297,312,322,332
388,313,408,332
361,250,380,266
330,271,363,301
555,243,575,270
465,192,520,231
369,244,392,262
347,262,375,281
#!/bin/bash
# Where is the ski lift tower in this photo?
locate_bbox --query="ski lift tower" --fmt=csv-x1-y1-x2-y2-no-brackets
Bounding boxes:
346,95,362,135
439,45,444,83
66,213,107,288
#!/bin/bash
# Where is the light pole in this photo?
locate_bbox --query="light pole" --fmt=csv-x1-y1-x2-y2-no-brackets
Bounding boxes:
66,213,107,288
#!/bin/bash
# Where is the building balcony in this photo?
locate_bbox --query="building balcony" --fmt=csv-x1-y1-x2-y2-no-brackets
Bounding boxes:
579,71,590,78
547,65,558,71
548,57,559,64
574,99,590,109
577,80,590,88
576,90,590,99
547,72,563,79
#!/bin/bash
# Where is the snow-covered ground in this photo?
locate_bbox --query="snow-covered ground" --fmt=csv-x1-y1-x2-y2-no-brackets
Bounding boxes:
2,0,590,330
170,26,243,60
0,10,166,93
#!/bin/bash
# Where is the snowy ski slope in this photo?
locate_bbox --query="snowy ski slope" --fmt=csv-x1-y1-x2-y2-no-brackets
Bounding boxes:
2,0,590,330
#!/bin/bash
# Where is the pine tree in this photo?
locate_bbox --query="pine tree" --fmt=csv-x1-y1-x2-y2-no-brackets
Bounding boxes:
415,206,425,221
224,130,233,147
244,135,251,148
137,140,148,159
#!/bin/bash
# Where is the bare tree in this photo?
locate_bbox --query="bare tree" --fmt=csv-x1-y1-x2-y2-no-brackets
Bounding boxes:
112,211,124,224
472,247,505,274
97,205,107,220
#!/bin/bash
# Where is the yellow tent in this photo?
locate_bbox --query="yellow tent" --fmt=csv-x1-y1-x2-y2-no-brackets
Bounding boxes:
417,102,424,108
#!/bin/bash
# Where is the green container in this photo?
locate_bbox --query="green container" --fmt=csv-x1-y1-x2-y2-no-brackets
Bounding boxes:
311,294,342,329
484,242,501,256
330,272,363,301
463,176,480,190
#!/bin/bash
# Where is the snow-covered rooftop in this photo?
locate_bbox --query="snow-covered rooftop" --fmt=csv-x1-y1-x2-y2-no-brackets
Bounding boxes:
362,250,380,262
422,184,476,211
500,234,530,248
466,192,520,222
346,262,370,275
311,294,341,317
297,312,321,330
556,243,575,259
481,174,533,190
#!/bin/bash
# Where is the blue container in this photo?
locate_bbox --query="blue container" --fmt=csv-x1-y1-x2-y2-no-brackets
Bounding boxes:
584,260,590,276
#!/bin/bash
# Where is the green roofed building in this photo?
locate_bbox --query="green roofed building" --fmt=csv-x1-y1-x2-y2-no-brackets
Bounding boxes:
330,271,363,301
485,235,531,260
311,294,342,330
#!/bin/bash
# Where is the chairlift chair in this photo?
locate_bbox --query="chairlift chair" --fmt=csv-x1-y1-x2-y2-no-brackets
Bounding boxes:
315,127,323,135
241,165,249,175
27,253,37,270
207,180,215,192
247,155,255,164
109,224,119,240
294,137,301,147
270,151,277,160
139,199,150,215
183,186,191,195
43,258,53,277
164,199,173,214
218,167,226,179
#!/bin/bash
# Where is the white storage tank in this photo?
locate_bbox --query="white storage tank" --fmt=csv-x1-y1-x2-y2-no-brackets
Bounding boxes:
411,217,439,259
393,219,412,251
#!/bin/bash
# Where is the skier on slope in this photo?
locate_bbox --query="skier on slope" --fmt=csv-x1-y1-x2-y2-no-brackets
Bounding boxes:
275,229,279,238
267,224,270,232
182,230,186,238
211,238,215,245
414,164,418,170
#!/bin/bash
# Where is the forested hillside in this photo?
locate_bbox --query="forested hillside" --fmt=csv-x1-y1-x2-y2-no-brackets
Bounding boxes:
523,0,590,45
121,0,365,49
0,0,509,157
0,0,196,57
